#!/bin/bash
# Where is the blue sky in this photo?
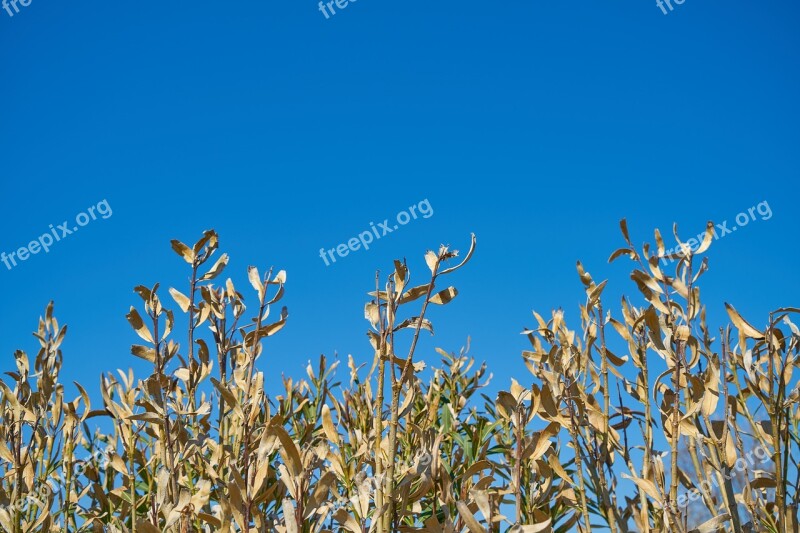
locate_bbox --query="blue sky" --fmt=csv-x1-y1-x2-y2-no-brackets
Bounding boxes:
1,0,799,403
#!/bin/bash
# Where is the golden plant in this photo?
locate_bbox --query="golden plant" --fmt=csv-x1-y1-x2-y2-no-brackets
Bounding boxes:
0,223,797,532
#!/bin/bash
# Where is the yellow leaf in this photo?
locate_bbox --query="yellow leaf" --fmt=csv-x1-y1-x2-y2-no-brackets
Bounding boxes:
170,240,194,264
455,501,485,533
725,303,764,340
689,513,730,533
321,404,340,446
529,422,560,461
168,288,191,313
126,308,153,343
200,253,229,281
131,345,156,363
622,473,663,504
211,378,244,419
270,421,302,479
695,221,715,254
430,287,458,305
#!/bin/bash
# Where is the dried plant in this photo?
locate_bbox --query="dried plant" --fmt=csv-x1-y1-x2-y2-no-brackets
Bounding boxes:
0,223,797,533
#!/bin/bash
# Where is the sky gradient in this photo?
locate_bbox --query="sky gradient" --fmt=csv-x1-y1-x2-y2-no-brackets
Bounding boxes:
1,0,799,403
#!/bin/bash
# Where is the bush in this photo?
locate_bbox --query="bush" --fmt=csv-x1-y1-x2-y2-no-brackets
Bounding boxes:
1,224,798,532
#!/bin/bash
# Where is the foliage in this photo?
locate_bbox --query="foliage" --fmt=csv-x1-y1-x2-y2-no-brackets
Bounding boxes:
0,223,798,532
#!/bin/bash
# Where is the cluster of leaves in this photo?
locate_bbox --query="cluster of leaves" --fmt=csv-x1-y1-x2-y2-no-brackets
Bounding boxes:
0,224,798,532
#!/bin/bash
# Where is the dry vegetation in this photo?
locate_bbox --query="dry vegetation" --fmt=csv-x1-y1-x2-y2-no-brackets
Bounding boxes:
1,222,798,532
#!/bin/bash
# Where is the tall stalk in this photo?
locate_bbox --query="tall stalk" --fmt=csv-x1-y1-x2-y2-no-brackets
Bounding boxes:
384,265,439,531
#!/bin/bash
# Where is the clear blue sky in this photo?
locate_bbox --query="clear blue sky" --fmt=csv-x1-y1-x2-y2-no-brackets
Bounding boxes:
1,0,798,402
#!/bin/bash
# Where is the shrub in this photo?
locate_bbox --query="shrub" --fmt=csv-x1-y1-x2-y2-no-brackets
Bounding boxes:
0,223,798,532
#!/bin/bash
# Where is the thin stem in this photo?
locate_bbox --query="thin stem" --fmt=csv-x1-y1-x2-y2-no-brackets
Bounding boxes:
385,262,439,530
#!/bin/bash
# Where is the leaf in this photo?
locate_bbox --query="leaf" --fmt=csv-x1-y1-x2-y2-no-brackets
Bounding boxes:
588,279,608,306
272,270,287,284
399,285,429,305
548,453,574,486
430,287,458,305
170,240,194,264
169,288,191,313
73,381,92,420
126,308,153,343
283,499,299,533
695,221,715,254
750,477,777,490
193,229,218,255
644,307,666,352
424,250,439,273
743,349,756,382
134,521,162,533
321,404,340,446
127,412,164,424
270,422,302,479
109,454,128,475
196,338,210,364
511,513,552,532
131,345,156,363
608,247,634,263
211,378,244,419
621,473,663,504
163,309,174,340
725,303,765,339
334,509,363,532
701,363,720,416
200,253,229,281
440,233,477,276
620,218,631,243
133,285,152,302
455,501,485,533
196,514,221,529
0,444,15,464
364,302,381,329
470,488,492,523
248,266,264,300
529,422,560,461
394,316,434,335
393,260,408,293
689,514,731,533
783,315,800,337
496,391,518,419
576,261,593,287
654,228,666,256
262,307,289,337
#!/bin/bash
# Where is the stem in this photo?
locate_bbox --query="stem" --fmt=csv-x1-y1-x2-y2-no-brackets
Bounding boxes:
566,380,591,532
188,262,199,414
157,314,180,509
373,272,386,533
241,268,272,529
596,302,619,533
130,427,138,533
514,409,523,524
638,334,653,533
385,262,439,530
